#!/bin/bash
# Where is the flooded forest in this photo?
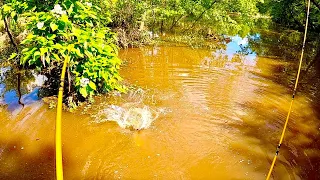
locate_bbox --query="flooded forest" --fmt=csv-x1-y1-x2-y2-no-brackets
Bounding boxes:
1,0,320,179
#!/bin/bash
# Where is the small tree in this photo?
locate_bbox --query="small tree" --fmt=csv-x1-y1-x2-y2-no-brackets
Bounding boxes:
3,0,125,103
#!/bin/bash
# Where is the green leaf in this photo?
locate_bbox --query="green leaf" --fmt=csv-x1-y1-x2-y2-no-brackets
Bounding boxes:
68,4,74,14
57,21,66,31
8,53,17,60
53,44,63,50
61,15,69,23
37,36,47,44
73,48,84,58
10,11,17,21
25,34,35,40
21,38,32,45
94,5,101,11
67,44,74,51
45,55,50,64
3,5,11,12
21,48,29,53
47,34,56,40
89,14,97,19
40,48,48,56
33,51,41,61
22,54,32,65
76,2,86,10
88,81,96,90
79,87,88,98
50,22,58,31
84,50,93,58
52,53,61,61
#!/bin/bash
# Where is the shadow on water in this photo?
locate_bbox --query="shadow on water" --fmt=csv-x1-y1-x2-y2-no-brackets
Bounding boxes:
224,33,320,178
0,140,55,180
308,58,320,121
0,102,75,180
312,85,320,120
228,98,320,179
0,68,59,180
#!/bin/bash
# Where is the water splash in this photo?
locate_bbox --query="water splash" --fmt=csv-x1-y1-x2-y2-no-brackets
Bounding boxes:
92,87,170,130
94,104,160,130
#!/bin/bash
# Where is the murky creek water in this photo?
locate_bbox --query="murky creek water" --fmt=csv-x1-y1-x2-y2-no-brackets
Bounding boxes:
1,36,320,179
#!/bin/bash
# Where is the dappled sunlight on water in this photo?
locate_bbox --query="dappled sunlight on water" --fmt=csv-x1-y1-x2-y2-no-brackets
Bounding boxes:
1,36,320,179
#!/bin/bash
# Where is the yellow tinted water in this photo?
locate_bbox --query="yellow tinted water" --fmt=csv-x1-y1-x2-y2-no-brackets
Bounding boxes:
0,46,320,179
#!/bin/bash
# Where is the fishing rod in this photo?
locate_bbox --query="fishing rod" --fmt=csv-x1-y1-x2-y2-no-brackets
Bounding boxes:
266,0,311,179
55,55,69,180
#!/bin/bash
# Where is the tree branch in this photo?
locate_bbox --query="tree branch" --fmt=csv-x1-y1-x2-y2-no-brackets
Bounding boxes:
3,17,19,54
67,66,71,93
4,17,24,107
183,0,217,33
169,14,185,31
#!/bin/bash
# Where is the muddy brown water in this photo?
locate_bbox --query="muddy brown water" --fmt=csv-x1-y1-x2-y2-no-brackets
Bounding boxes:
1,38,320,179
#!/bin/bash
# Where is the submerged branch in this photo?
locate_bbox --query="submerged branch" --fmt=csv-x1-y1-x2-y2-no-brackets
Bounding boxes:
17,72,24,107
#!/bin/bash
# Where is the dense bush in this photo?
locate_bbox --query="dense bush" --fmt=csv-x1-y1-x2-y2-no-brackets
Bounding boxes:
1,0,125,104
109,0,262,35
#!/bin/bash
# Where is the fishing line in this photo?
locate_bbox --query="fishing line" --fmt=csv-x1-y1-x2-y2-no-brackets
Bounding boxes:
266,0,311,179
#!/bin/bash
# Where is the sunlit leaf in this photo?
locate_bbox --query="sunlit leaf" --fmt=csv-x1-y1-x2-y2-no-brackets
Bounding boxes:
3,5,11,12
33,51,41,61
40,48,48,56
50,22,58,31
47,34,56,40
79,87,88,97
53,53,61,61
88,81,96,90
73,48,84,58
68,4,74,14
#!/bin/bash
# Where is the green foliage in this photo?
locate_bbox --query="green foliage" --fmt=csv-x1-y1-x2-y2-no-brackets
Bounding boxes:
0,0,28,22
23,1,125,98
109,0,263,44
257,0,320,72
2,0,126,101
259,0,320,33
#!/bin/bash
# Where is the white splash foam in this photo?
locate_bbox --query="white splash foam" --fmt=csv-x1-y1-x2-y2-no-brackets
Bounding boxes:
94,104,161,130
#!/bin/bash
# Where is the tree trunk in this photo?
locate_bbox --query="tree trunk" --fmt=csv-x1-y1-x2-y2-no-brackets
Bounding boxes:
169,14,185,31
160,20,164,34
4,17,18,54
4,17,24,106
139,11,147,31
